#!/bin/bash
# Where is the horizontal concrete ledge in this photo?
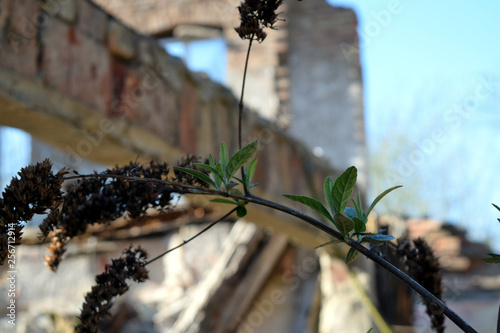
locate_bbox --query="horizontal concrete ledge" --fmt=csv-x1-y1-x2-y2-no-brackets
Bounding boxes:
0,68,186,167
0,68,350,250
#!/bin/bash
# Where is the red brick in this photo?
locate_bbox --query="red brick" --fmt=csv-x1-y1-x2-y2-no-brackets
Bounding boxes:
76,1,107,41
110,61,180,145
178,82,199,154
41,18,71,92
0,0,39,77
42,17,112,111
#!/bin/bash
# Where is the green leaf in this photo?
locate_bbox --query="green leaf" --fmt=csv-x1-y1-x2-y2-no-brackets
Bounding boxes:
367,329,374,333
364,185,402,223
210,198,238,205
209,154,216,168
283,194,333,223
324,176,335,215
355,192,363,218
245,158,258,186
352,216,366,233
173,166,216,188
351,198,360,218
345,248,359,264
344,207,357,220
332,166,357,215
226,140,259,179
314,239,344,249
193,163,224,190
234,158,258,190
482,253,500,264
225,181,239,191
236,205,247,218
220,142,229,175
362,234,395,246
215,163,224,181
334,213,354,236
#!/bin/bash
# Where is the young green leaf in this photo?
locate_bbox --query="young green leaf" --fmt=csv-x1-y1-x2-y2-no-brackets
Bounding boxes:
366,328,374,333
345,248,359,264
283,194,333,223
344,207,357,220
332,166,357,215
324,176,335,215
215,163,224,181
225,182,239,191
234,157,258,190
220,142,229,175
209,154,216,168
482,253,500,264
226,140,259,179
334,213,354,236
352,216,366,233
245,158,258,186
353,191,363,218
236,205,247,218
194,163,224,189
173,166,216,188
364,185,402,223
361,234,395,246
210,198,239,205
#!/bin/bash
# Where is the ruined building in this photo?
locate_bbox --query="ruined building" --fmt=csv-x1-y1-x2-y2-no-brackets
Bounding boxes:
94,0,367,189
0,0,377,332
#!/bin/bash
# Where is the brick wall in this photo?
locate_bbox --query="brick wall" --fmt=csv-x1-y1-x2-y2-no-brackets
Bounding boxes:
93,0,286,121
0,0,349,246
287,0,367,191
92,0,367,192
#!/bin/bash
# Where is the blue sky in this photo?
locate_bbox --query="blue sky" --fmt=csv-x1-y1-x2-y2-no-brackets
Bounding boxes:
328,0,500,247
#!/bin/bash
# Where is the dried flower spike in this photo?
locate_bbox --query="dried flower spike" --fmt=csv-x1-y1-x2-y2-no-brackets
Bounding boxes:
235,0,284,42
75,245,149,333
0,159,67,265
398,238,445,333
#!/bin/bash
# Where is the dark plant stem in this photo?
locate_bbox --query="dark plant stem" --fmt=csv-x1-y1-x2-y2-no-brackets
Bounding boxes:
238,36,254,196
238,37,254,150
63,174,476,332
144,207,237,266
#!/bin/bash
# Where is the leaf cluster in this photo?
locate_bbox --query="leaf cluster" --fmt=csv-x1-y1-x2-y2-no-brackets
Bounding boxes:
174,141,259,217
284,166,401,263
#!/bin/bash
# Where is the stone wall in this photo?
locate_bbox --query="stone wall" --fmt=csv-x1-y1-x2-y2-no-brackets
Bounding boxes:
287,0,367,191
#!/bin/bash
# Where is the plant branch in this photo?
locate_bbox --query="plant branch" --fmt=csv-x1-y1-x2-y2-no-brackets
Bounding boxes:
239,37,254,151
238,36,254,196
144,207,237,266
64,173,476,332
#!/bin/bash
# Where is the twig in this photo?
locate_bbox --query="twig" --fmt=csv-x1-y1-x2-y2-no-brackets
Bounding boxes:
238,36,254,151
144,207,238,266
238,36,254,196
63,173,476,333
